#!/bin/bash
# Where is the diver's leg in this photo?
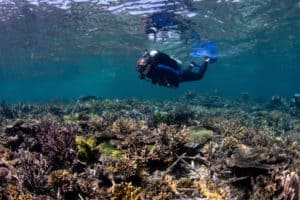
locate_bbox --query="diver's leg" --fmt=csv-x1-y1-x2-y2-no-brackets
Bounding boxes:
181,61,209,82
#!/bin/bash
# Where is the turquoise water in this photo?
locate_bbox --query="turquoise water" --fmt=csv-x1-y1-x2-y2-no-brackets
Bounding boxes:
0,0,299,102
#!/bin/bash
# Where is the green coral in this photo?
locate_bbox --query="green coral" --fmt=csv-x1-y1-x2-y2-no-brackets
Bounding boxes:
75,136,99,165
146,144,155,152
99,142,122,160
185,127,214,148
63,113,80,124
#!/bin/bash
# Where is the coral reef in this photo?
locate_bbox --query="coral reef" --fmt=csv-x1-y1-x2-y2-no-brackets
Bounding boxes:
76,136,99,165
34,120,78,170
0,93,299,199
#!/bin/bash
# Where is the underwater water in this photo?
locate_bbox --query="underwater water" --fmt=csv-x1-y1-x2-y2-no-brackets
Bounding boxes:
0,0,299,102
1,1,300,199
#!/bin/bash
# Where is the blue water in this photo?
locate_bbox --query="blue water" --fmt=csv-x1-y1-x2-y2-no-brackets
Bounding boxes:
0,0,299,102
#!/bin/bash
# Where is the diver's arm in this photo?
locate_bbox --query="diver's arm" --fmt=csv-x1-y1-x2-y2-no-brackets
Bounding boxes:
156,64,182,77
155,64,181,88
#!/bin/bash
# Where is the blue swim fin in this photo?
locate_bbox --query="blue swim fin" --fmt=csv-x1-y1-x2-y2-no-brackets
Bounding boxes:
190,41,218,63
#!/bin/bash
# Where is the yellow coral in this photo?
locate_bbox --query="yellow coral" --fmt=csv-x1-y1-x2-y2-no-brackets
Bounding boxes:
7,184,19,200
111,182,141,200
196,179,227,199
164,175,179,194
76,136,96,148
6,184,33,200
18,193,33,200
76,136,99,165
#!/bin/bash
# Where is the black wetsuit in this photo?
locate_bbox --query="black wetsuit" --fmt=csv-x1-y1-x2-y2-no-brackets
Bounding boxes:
138,51,208,88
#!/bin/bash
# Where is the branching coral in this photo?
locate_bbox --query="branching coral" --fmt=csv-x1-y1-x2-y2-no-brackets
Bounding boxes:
34,119,78,170
88,115,109,132
102,99,122,112
111,182,142,200
48,170,76,199
143,175,197,199
274,171,299,200
150,105,194,127
6,184,34,200
129,124,190,172
144,177,174,199
17,150,49,195
250,171,300,200
196,179,227,199
63,113,80,125
112,118,138,135
154,123,188,147
0,95,300,200
0,144,14,163
113,158,138,181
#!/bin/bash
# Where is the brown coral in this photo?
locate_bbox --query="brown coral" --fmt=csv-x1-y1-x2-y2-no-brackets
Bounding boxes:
105,157,139,183
48,170,75,194
112,118,138,135
35,119,78,169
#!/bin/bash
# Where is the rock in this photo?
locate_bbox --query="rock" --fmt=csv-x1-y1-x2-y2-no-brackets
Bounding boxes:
5,119,37,135
5,119,25,130
226,144,290,178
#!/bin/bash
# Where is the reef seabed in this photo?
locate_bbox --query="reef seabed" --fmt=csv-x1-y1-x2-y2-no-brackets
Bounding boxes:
0,93,299,200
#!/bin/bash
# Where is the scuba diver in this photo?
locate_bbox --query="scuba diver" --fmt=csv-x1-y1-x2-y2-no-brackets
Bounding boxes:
136,49,217,88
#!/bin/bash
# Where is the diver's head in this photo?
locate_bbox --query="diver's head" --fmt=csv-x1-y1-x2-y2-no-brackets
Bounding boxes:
137,57,149,72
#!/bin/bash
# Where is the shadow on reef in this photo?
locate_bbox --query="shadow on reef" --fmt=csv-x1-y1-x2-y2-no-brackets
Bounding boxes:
0,92,299,199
